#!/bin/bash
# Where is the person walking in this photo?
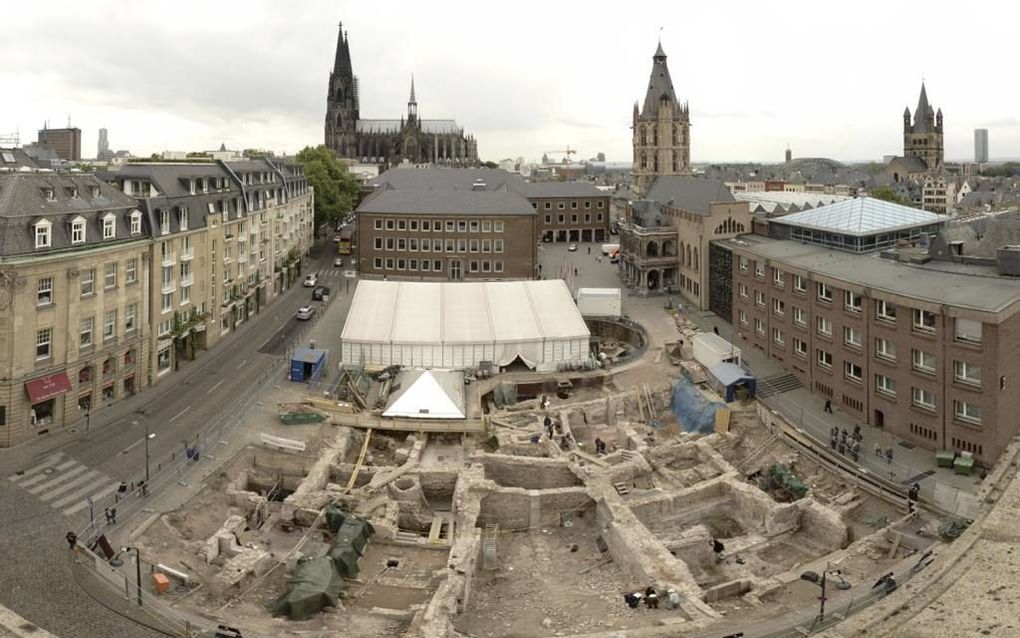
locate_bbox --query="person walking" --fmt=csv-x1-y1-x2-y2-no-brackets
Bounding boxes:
874,442,883,457
852,424,862,441
587,245,591,255
824,399,833,414
574,267,579,277
851,440,861,462
885,447,894,465
65,531,77,550
829,426,837,450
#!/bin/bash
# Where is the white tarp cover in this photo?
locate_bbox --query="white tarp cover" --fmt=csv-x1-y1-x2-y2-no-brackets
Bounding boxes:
341,280,590,371
383,370,465,419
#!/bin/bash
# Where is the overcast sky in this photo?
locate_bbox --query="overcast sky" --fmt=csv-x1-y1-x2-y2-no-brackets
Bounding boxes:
3,0,1017,164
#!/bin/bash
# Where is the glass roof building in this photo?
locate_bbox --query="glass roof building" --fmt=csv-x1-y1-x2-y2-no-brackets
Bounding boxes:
767,197,945,253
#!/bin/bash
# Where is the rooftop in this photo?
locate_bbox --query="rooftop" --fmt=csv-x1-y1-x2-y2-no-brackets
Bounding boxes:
646,176,735,215
769,197,944,236
358,188,535,216
722,235,1020,315
356,119,463,135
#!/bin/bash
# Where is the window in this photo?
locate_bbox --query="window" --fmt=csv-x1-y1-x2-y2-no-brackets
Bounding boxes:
912,348,935,374
469,260,479,273
772,328,784,345
793,275,807,293
773,298,785,316
373,257,382,269
754,262,765,279
125,259,137,284
876,374,897,397
409,238,418,251
843,326,862,349
738,256,749,271
158,319,172,336
125,304,136,333
445,239,454,252
954,318,982,344
397,258,405,270
160,209,170,235
456,220,467,232
157,342,171,373
103,310,116,340
816,348,833,369
469,220,479,232
482,220,491,232
80,317,94,347
130,210,142,235
558,202,565,210
469,239,479,253
374,237,383,250
494,221,504,233
36,328,52,359
104,263,117,288
817,282,832,303
755,290,766,307
409,259,418,271
844,361,863,383
385,258,394,270
421,260,430,272
482,239,491,253
912,308,936,333
410,220,418,231
772,268,784,286
754,318,765,336
457,239,467,253
876,338,896,361
161,292,172,312
495,239,504,253
81,268,95,296
738,309,748,326
34,220,52,249
738,283,748,299
37,277,53,306
876,299,897,322
386,238,395,250
422,220,431,231
433,260,442,271
103,214,116,239
398,220,406,231
445,220,455,232
178,208,188,231
793,338,808,357
386,219,395,231
816,316,832,337
844,290,862,313
954,400,982,424
793,306,807,327
954,361,981,387
422,238,431,251
71,217,86,244
374,219,383,230
912,387,936,411
180,283,190,304
397,238,406,251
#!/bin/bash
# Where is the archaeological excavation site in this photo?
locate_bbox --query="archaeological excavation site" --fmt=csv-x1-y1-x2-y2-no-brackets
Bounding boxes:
119,307,955,638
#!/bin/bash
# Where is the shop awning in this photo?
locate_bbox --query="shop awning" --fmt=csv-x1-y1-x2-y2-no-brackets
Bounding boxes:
25,372,72,403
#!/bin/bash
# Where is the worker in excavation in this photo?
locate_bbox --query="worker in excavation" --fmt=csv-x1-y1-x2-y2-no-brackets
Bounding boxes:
644,586,659,609
623,592,643,608
665,588,681,609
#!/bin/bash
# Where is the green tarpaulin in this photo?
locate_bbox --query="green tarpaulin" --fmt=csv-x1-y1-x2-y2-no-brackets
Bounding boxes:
491,383,517,408
335,518,375,556
270,557,345,621
325,504,346,533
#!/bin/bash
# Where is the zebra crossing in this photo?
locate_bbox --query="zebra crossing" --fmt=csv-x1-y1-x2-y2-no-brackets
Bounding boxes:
7,451,121,517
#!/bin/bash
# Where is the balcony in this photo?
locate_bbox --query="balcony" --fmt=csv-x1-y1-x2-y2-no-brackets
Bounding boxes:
162,280,176,294
180,274,194,287
161,252,177,267
180,249,194,261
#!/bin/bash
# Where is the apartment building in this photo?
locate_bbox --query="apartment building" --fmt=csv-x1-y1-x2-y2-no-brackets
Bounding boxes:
0,172,151,446
522,182,610,243
719,198,1020,465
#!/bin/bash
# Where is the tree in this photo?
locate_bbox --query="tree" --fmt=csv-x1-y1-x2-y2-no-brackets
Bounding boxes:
870,186,908,205
295,145,360,228
481,160,498,169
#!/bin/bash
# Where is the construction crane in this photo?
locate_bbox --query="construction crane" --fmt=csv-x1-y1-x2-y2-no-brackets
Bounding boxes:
544,146,577,159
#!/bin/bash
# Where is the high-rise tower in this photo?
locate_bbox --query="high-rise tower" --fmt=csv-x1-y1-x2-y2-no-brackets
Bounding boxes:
632,41,690,194
325,22,359,159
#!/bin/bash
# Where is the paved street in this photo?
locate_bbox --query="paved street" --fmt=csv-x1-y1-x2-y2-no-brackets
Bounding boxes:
0,241,357,636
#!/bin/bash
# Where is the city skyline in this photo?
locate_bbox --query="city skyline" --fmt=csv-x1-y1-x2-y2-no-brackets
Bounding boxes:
3,0,1019,163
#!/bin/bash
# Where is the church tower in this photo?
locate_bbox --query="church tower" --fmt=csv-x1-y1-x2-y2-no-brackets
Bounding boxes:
401,76,422,163
903,82,943,172
632,41,690,194
325,22,359,159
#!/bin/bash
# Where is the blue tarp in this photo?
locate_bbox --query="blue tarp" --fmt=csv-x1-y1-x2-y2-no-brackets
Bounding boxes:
707,363,756,402
291,348,327,383
671,375,725,434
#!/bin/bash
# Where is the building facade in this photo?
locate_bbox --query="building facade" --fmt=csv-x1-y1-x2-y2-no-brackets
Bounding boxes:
37,126,82,161
525,182,610,243
974,129,989,164
632,42,691,194
719,199,1020,465
0,172,150,446
325,24,478,169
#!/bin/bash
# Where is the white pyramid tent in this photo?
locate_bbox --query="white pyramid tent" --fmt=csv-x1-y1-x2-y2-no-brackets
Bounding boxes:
382,370,465,420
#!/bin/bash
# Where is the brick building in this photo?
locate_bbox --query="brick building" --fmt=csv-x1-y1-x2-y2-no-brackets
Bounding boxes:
717,198,1020,465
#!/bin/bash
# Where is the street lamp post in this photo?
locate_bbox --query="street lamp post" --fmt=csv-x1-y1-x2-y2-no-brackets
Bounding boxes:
121,546,143,607
800,567,850,625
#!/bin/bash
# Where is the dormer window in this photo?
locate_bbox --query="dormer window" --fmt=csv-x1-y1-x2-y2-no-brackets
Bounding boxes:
130,210,142,235
67,187,79,199
178,207,188,231
71,216,86,244
42,188,55,201
102,213,116,239
160,209,171,235
34,219,52,249
91,186,100,198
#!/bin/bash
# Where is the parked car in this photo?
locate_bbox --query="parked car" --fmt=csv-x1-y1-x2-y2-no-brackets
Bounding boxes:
303,274,318,287
567,243,578,252
333,257,343,267
296,305,315,320
312,285,331,301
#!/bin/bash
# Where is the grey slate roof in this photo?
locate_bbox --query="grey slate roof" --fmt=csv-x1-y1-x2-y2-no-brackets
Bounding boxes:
646,176,735,215
370,168,523,192
356,119,463,135
641,43,679,117
116,163,236,199
887,155,929,174
517,182,606,198
0,148,39,169
358,189,535,216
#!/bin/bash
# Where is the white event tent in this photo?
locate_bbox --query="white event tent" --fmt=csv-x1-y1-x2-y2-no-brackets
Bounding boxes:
340,280,591,372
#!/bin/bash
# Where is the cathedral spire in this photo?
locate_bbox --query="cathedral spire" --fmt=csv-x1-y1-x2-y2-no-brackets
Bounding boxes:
912,81,932,133
641,41,678,117
409,75,416,104
407,75,418,120
333,22,348,74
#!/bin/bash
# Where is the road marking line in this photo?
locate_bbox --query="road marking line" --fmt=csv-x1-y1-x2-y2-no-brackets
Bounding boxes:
63,482,120,516
8,453,64,481
28,464,87,495
207,379,225,394
17,459,77,488
50,475,111,509
169,406,191,423
236,359,247,369
39,469,101,502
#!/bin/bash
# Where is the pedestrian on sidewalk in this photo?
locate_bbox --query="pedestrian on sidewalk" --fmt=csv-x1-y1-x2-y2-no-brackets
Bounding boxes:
587,245,591,255
874,442,882,457
885,447,894,465
837,437,846,455
65,531,77,550
104,508,113,525
853,424,862,441
824,399,833,414
851,440,861,462
829,426,838,450
574,267,579,277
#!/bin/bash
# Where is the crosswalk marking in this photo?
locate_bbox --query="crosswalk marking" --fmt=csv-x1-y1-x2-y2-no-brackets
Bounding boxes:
7,453,64,481
8,452,121,519
28,464,88,494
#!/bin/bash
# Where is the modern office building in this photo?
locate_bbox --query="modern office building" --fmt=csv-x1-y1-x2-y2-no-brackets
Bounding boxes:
37,126,82,161
975,128,989,164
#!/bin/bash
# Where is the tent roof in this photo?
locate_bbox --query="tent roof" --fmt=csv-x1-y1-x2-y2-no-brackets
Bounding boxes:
342,279,589,345
383,370,465,419
708,362,754,387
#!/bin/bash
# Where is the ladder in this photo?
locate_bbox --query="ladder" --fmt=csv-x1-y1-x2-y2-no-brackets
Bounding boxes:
735,432,780,473
344,428,373,493
613,482,631,496
642,384,661,428
482,523,499,569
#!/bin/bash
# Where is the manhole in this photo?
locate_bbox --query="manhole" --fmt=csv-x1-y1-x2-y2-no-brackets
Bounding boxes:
386,558,400,568
43,468,55,475
68,426,79,434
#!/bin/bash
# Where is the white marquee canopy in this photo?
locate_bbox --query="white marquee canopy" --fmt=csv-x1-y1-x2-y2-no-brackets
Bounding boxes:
340,280,591,371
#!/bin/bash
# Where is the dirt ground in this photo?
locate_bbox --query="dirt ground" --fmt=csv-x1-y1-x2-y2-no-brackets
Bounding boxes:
455,517,681,637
